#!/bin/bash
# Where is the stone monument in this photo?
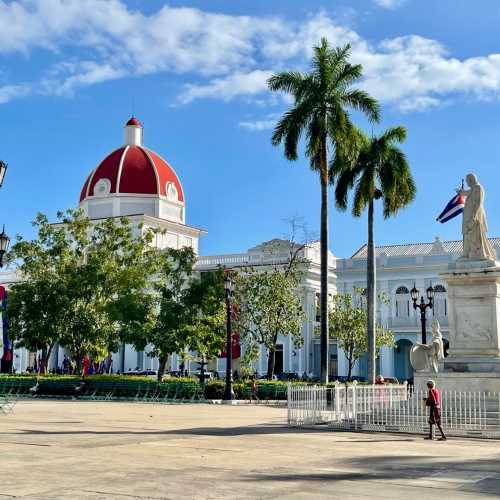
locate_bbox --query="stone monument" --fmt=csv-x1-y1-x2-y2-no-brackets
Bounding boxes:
410,319,445,373
414,173,500,392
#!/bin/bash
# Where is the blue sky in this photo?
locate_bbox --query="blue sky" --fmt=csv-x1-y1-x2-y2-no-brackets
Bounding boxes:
2,0,500,258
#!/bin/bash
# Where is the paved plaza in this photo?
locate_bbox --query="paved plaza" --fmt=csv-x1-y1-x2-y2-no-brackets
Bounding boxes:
1,401,500,499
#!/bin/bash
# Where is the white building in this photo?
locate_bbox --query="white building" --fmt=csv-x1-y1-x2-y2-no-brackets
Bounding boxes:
4,117,500,381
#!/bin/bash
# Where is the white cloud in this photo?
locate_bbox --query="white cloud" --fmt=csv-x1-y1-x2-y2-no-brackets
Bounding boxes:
178,70,272,104
239,114,278,131
373,0,408,9
0,84,30,104
41,61,126,96
1,2,500,114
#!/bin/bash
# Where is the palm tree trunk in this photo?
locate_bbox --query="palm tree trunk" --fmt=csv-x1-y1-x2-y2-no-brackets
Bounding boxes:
367,199,376,384
320,139,329,384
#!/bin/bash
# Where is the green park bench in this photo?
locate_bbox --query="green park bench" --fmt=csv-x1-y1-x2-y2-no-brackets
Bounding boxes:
83,379,115,400
0,378,36,398
30,379,84,398
136,382,158,402
0,395,15,414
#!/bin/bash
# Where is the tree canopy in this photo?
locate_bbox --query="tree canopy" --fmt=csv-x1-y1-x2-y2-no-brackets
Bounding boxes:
328,291,395,381
234,242,306,380
7,210,159,373
125,247,226,381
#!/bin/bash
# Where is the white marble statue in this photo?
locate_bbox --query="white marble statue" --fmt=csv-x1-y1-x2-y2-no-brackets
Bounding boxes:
458,173,496,261
410,319,445,373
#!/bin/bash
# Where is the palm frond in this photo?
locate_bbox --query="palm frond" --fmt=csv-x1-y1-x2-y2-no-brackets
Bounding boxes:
271,99,314,160
342,89,380,123
331,62,363,90
333,159,365,210
380,126,407,145
267,71,306,95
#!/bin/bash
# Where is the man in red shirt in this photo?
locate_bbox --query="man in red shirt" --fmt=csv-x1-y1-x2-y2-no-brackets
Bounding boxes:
424,380,447,441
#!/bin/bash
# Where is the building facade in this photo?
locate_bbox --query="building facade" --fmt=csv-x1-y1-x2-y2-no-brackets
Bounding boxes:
3,117,500,381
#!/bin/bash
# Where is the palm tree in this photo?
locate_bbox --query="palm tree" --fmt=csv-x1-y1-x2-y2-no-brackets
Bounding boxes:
332,126,416,383
268,38,380,383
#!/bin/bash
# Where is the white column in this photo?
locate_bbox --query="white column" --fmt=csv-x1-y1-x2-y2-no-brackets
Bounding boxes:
287,335,292,372
380,346,395,377
378,279,390,327
304,289,315,374
337,346,348,378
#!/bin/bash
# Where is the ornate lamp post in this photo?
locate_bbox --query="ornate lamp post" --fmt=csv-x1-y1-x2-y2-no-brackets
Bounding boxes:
410,283,435,344
224,273,234,401
0,226,10,268
0,161,7,189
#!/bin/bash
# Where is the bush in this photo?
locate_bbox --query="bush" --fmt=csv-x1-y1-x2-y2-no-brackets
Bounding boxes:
0,374,292,400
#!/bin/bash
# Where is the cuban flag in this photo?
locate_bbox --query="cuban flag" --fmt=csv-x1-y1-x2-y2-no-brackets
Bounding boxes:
436,193,465,223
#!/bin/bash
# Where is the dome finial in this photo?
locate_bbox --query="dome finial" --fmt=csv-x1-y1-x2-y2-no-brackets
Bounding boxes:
124,116,143,146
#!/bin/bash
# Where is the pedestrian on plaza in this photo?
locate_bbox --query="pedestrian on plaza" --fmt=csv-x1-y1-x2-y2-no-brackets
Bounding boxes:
424,380,447,441
375,375,385,385
82,355,90,378
62,355,69,374
251,376,258,402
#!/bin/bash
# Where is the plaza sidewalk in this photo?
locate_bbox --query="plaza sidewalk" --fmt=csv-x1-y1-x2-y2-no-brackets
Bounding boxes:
1,400,499,499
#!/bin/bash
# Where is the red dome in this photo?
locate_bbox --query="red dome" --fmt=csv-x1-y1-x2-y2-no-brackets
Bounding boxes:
126,116,142,127
79,145,184,203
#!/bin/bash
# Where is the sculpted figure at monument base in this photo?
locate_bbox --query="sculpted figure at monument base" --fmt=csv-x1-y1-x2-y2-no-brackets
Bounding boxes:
410,320,445,373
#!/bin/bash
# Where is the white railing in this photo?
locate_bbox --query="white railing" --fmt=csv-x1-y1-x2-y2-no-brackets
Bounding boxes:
288,383,500,438
196,253,296,269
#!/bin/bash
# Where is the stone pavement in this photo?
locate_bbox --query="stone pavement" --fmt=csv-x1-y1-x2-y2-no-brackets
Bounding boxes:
1,400,500,499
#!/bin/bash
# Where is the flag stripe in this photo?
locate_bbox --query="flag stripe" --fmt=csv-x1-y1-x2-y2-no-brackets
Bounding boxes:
437,193,465,224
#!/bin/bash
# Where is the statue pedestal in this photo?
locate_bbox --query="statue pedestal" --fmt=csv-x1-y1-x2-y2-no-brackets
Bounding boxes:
414,370,500,392
440,261,500,371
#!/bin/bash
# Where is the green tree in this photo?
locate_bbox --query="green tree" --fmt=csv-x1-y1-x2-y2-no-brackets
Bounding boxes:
234,252,306,380
8,210,159,373
329,291,395,381
268,39,380,383
127,249,227,382
184,269,226,380
333,127,416,383
7,276,65,373
134,247,197,381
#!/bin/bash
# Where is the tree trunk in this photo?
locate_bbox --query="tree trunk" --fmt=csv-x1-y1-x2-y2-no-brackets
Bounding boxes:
40,348,47,375
367,199,376,384
157,356,168,382
347,358,353,382
41,344,54,375
320,139,330,384
75,350,82,376
266,348,276,380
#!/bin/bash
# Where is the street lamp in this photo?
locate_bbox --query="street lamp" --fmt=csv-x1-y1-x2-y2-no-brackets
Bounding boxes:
0,161,7,188
224,272,234,401
0,226,10,268
411,283,435,344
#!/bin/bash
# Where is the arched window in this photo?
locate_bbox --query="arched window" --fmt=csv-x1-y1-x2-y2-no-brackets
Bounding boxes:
433,284,447,317
395,286,410,318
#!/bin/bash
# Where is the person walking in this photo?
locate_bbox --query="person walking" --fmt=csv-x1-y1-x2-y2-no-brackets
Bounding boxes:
251,376,258,402
424,380,447,441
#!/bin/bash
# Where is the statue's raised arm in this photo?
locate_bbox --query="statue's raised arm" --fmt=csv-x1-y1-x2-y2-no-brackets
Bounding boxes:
460,173,496,261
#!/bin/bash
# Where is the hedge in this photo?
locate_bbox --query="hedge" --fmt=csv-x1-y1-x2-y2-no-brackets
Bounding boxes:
0,375,291,401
